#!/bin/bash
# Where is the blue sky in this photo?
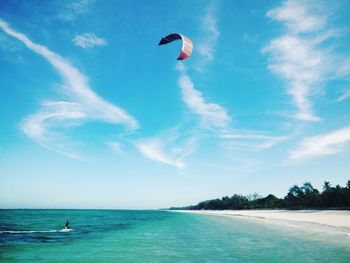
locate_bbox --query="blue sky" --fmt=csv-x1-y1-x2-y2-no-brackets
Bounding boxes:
1,0,350,209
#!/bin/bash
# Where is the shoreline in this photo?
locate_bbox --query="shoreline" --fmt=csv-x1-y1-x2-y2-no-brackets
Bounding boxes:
174,209,350,233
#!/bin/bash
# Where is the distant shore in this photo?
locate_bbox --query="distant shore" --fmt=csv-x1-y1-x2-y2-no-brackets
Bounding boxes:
175,209,350,230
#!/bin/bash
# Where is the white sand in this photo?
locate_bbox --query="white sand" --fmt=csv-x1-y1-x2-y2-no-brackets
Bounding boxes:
176,209,350,229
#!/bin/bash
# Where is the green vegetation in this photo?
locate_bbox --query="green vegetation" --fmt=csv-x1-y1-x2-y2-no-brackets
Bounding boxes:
169,180,350,210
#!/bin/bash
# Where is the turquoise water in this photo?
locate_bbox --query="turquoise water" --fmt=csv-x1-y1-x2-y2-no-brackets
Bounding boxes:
1,210,349,262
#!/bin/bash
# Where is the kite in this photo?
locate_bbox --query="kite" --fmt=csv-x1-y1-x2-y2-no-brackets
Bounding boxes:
158,33,193,60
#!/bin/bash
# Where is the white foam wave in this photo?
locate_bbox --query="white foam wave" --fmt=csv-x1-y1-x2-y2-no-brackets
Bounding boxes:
0,229,72,234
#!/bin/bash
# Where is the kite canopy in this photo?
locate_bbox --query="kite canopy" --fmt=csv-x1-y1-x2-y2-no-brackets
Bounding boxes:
158,33,193,60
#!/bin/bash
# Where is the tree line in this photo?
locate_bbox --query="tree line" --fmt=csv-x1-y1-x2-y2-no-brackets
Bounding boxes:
169,180,350,210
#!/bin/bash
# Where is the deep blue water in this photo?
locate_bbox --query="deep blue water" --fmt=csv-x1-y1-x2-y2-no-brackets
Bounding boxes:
0,209,349,262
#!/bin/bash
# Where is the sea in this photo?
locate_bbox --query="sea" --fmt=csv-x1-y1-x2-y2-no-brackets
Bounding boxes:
0,209,349,262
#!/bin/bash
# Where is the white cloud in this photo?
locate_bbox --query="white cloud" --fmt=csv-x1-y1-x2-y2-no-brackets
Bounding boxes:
73,33,107,49
180,2,230,129
266,0,326,33
196,2,220,71
0,32,24,63
221,132,287,150
57,0,94,22
108,141,124,155
178,68,231,128
0,19,138,156
136,139,184,169
263,0,334,121
337,90,350,102
136,132,196,169
289,126,350,160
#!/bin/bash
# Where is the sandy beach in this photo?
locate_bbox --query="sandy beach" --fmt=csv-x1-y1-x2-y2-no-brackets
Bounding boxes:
176,210,350,230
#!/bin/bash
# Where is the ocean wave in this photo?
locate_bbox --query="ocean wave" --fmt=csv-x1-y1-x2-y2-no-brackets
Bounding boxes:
0,229,72,234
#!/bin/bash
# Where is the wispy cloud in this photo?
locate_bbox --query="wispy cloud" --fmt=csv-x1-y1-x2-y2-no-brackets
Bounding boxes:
337,89,350,102
221,132,287,151
0,19,138,156
136,130,197,169
57,0,94,22
267,0,326,34
196,2,220,71
179,2,230,129
108,141,124,155
263,0,338,121
0,32,25,63
73,33,107,49
289,126,350,160
177,64,231,129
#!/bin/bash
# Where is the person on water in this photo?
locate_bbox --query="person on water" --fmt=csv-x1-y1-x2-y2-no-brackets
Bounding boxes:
64,220,69,229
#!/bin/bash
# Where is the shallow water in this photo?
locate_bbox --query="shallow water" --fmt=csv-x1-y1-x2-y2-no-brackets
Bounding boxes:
1,209,349,262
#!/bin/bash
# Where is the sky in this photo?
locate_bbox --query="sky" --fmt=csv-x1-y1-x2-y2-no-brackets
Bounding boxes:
0,0,350,209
